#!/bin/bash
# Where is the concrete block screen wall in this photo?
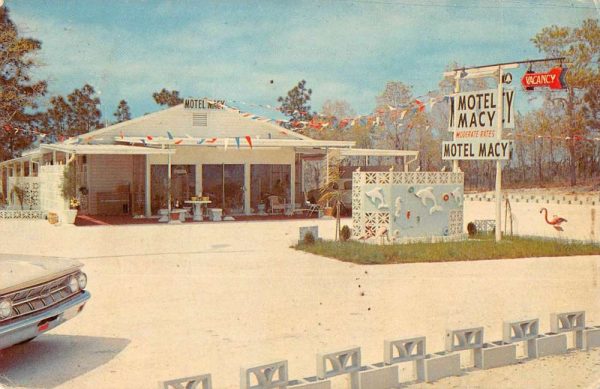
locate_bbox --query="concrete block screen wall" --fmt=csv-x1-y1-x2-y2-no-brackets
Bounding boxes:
352,171,465,242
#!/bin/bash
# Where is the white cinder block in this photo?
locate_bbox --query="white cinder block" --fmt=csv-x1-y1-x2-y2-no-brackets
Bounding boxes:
473,342,517,369
583,327,600,350
289,381,331,389
419,353,461,383
535,334,567,358
359,365,398,389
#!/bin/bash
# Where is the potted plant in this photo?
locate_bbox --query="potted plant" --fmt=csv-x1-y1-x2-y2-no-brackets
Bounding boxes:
61,164,79,224
318,151,344,241
9,183,25,210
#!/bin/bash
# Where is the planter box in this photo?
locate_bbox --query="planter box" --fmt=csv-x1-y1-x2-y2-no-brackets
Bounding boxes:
532,333,567,358
417,352,461,383
359,364,398,389
474,342,517,369
583,326,600,350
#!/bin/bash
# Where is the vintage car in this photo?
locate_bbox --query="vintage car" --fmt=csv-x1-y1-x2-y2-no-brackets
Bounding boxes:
0,254,90,350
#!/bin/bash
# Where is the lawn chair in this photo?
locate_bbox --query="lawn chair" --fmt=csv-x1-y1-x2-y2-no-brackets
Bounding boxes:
268,195,286,214
303,192,321,217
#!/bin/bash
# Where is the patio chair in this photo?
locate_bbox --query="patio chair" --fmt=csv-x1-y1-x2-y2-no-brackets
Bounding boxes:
268,195,286,214
303,192,321,217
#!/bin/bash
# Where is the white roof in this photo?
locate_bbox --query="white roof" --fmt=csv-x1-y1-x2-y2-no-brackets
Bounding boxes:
80,103,309,144
115,136,354,149
40,144,175,155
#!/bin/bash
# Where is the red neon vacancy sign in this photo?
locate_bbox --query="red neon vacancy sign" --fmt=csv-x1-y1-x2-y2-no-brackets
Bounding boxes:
521,67,566,90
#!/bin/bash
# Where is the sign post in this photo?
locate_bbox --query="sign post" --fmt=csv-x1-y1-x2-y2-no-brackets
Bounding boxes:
444,63,519,242
495,68,504,242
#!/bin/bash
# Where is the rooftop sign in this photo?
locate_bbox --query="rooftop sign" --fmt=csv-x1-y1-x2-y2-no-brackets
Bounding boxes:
183,98,225,110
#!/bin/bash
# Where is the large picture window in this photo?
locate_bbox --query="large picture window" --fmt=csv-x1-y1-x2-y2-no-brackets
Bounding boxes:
250,164,290,211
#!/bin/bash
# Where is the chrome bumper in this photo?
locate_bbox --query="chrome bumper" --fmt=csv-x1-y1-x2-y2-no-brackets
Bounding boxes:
0,290,91,350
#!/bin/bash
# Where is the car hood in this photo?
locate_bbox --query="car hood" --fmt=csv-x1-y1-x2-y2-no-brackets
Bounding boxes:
0,254,83,296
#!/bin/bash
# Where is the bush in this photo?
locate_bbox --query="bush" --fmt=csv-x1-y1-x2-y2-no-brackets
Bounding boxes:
467,222,477,236
340,225,351,241
303,231,315,245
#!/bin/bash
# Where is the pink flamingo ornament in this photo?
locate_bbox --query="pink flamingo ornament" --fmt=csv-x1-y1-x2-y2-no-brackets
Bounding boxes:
539,208,567,231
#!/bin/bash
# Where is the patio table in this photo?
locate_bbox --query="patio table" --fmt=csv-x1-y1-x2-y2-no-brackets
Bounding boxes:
184,200,212,221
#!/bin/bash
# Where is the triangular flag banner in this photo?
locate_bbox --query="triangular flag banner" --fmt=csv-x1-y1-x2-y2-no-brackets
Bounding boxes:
223,138,229,150
147,135,153,140
245,136,253,149
140,138,146,145
174,139,182,145
235,137,240,149
167,131,174,140
197,138,205,145
207,138,217,143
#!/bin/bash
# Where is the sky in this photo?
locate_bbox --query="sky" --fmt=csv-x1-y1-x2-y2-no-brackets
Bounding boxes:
6,0,599,121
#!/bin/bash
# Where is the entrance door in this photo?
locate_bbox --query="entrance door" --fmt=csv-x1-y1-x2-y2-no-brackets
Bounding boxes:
202,164,245,213
150,164,196,214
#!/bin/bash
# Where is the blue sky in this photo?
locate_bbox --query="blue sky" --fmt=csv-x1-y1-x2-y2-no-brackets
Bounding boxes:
7,0,599,120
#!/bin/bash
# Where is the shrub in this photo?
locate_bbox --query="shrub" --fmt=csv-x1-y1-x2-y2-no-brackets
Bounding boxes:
340,225,351,241
467,222,477,236
303,231,315,245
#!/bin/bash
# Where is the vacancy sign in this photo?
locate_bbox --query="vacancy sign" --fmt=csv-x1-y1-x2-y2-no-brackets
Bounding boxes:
448,89,515,133
521,67,566,90
442,139,512,160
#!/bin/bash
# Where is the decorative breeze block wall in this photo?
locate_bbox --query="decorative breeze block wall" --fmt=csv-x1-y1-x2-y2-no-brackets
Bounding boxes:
352,171,465,242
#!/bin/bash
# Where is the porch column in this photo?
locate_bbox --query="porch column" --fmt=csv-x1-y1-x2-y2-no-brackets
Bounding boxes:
244,162,251,215
144,156,151,217
196,164,202,195
290,162,295,211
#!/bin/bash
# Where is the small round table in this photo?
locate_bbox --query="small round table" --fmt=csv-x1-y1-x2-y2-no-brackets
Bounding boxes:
184,200,212,221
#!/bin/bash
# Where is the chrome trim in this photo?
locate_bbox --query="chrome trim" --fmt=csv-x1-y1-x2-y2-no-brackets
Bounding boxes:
1,272,81,323
0,291,90,337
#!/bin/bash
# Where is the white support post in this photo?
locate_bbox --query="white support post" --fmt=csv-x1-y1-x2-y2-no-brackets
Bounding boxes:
452,73,460,173
145,156,151,217
244,162,251,215
196,164,202,195
167,150,172,214
495,68,504,242
290,162,295,212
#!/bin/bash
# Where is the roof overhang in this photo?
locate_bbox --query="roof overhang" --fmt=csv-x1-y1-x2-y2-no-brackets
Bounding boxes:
115,136,355,149
40,144,176,155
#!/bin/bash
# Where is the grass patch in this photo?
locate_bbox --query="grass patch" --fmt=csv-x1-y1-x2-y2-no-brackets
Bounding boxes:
294,234,600,265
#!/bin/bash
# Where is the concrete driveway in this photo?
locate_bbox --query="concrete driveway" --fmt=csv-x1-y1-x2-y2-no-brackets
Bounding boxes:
0,217,599,388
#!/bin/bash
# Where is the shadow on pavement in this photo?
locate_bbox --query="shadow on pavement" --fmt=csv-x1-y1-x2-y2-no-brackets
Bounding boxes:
0,334,130,388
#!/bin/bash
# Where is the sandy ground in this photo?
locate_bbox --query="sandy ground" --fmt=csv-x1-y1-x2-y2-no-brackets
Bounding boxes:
0,208,599,388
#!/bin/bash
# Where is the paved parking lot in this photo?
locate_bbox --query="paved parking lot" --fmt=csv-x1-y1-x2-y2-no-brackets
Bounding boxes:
0,216,599,388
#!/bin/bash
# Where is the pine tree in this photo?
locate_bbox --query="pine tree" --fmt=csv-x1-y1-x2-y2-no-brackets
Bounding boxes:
113,99,131,123
0,6,47,160
152,88,183,107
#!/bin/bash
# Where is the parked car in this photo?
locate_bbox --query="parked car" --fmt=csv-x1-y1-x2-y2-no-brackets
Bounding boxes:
0,254,90,350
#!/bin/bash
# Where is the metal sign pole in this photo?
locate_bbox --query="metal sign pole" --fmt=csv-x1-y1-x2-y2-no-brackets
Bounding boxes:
495,67,504,242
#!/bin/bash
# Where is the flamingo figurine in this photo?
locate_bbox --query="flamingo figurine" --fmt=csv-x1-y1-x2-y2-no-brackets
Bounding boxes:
539,208,567,231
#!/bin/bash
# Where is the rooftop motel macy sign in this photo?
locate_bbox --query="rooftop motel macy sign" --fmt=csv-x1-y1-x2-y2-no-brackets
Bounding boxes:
183,98,225,109
442,88,515,160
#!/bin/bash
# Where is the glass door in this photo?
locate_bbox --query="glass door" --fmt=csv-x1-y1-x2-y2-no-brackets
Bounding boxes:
202,164,245,214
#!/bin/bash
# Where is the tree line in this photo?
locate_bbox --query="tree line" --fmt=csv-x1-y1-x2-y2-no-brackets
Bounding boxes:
277,19,599,190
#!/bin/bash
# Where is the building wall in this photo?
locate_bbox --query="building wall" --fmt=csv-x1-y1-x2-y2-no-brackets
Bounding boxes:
87,155,134,215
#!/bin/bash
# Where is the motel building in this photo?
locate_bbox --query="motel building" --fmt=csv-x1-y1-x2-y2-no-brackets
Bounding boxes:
0,98,416,221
